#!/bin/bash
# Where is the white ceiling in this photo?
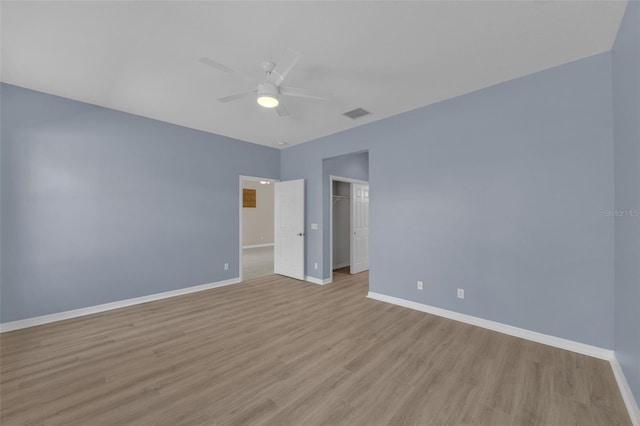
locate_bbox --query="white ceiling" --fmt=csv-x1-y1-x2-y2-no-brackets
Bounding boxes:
1,1,627,148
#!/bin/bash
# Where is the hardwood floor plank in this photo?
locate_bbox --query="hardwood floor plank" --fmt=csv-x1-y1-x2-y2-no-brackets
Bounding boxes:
262,368,353,425
0,271,631,425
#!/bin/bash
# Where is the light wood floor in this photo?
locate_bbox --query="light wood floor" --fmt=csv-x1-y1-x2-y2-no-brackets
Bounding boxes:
0,269,631,426
242,246,274,281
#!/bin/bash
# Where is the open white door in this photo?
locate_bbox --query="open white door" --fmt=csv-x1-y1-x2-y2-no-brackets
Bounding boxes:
350,183,369,274
274,179,305,280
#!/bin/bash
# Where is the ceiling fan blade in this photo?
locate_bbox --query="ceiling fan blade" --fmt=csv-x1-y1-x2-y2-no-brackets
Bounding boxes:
280,86,331,101
276,102,290,117
199,57,256,83
217,89,256,103
266,48,300,87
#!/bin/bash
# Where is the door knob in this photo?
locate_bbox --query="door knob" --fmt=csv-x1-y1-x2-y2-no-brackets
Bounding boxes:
297,232,304,236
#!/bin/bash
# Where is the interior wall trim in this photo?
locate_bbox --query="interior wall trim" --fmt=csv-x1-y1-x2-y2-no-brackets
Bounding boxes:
0,277,241,333
242,243,275,249
611,355,640,425
305,275,331,285
367,291,613,359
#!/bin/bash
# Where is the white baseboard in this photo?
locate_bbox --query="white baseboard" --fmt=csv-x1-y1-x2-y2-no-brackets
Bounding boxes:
305,275,332,285
0,277,241,333
332,262,350,269
242,243,274,249
611,356,640,425
366,291,613,360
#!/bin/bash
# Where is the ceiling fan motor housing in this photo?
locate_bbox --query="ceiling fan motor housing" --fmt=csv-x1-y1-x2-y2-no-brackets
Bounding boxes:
261,61,276,73
257,83,280,108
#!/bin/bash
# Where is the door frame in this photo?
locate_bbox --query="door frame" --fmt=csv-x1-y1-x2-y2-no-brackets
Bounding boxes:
329,175,369,284
239,175,279,282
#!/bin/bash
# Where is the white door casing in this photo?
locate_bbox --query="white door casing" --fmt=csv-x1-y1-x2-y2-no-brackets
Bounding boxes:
350,183,369,274
274,179,305,280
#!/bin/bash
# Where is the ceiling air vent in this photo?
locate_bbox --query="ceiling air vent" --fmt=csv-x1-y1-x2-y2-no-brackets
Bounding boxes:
343,108,371,120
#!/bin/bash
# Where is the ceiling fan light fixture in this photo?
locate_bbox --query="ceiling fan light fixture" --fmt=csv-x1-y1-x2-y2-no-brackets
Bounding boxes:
257,95,279,108
256,83,279,108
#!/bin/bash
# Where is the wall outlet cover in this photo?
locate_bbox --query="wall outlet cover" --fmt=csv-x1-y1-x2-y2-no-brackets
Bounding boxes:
417,281,423,290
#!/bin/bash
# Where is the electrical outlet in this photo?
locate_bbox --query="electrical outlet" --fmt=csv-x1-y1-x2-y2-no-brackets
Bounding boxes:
457,288,464,299
311,223,318,230
314,262,318,270
417,281,423,290
224,263,229,271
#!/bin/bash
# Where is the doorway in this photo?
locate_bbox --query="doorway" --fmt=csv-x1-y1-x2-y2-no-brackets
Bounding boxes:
239,176,277,281
332,181,351,272
330,176,370,283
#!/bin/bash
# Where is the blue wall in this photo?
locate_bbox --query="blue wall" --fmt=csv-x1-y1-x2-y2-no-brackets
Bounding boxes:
0,45,627,361
282,52,615,348
612,0,640,407
0,83,280,322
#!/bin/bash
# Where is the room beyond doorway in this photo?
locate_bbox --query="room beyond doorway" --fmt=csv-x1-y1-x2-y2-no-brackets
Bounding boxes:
243,245,274,280
239,176,278,281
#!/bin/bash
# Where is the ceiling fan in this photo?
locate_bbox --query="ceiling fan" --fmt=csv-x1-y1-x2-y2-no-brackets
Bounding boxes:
199,49,330,117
